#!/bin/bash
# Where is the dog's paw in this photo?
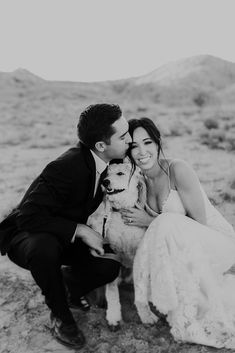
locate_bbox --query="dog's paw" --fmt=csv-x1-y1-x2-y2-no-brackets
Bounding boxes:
136,302,159,325
106,308,122,328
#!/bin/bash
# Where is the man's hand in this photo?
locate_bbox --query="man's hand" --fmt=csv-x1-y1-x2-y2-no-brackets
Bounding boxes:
75,224,104,256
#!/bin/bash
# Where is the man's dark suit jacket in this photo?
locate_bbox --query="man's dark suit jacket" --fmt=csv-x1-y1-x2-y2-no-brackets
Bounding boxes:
0,142,104,255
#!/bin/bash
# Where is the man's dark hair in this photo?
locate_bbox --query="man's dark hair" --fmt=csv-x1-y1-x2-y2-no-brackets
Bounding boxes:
77,104,122,149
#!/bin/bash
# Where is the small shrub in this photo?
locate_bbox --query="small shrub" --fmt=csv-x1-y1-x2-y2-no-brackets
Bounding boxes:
221,115,233,121
204,118,219,130
137,106,147,113
199,131,209,141
226,134,235,151
209,130,226,142
199,129,226,149
167,122,192,137
221,172,235,202
112,82,129,94
193,93,207,107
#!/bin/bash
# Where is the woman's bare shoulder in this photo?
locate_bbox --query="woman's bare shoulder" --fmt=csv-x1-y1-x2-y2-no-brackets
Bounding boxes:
169,159,197,186
167,159,192,172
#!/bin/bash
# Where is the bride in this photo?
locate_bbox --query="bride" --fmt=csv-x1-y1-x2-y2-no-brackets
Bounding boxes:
121,117,235,349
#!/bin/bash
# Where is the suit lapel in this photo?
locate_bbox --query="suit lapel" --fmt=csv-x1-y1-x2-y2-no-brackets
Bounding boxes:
80,143,106,216
90,166,108,213
79,143,96,215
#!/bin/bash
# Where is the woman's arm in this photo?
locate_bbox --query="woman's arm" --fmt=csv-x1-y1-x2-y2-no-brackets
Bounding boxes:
172,160,207,225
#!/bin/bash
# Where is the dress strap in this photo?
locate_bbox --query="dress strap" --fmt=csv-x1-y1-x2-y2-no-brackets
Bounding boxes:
167,160,174,191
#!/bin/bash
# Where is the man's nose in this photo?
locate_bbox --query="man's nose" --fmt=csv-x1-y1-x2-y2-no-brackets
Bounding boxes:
125,132,131,144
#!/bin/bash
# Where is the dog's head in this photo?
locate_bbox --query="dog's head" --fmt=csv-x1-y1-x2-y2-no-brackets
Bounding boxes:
102,161,146,209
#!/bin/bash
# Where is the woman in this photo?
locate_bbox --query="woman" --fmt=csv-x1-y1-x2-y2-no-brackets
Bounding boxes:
122,117,235,348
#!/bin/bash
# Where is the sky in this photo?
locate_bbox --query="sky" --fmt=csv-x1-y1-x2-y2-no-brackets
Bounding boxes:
0,0,235,82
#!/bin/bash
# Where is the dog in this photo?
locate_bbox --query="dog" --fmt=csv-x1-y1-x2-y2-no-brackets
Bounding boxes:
88,160,158,327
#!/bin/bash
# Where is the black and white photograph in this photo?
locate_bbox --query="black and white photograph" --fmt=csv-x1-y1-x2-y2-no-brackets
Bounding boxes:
0,0,235,352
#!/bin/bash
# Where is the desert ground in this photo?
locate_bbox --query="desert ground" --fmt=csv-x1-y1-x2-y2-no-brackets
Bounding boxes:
0,56,235,352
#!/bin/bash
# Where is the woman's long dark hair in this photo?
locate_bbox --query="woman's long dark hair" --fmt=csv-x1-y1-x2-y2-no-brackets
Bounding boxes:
127,117,168,175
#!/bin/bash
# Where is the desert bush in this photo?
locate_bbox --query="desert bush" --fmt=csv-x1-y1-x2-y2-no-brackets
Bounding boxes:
221,115,233,121
193,92,208,107
221,172,235,202
199,128,235,151
226,133,235,151
137,106,147,113
166,121,192,137
199,130,209,140
210,129,226,142
224,123,230,131
204,118,219,130
112,81,129,94
199,129,226,149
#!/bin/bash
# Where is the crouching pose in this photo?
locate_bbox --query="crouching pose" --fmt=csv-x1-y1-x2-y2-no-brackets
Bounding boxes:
0,104,131,349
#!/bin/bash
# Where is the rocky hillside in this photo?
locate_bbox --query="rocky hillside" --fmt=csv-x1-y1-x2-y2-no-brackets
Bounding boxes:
125,55,235,106
1,55,235,108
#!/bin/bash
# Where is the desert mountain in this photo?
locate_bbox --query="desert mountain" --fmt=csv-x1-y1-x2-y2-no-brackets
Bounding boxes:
133,55,235,88
125,55,235,106
1,55,235,106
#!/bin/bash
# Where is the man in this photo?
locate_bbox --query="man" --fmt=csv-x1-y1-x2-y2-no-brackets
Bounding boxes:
0,104,131,349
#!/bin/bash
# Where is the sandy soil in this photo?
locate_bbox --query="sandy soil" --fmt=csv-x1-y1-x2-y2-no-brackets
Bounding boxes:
0,81,235,353
0,134,235,353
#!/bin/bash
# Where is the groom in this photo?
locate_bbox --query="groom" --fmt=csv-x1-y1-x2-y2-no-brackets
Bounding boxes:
0,103,131,349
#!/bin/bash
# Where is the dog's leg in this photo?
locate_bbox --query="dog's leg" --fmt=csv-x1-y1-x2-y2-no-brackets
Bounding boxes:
135,302,159,325
105,277,122,329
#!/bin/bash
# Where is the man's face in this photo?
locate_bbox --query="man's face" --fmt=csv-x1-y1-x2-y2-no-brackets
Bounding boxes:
102,116,131,162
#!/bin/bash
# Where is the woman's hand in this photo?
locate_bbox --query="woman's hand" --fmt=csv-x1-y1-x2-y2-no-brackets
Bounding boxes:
121,204,156,228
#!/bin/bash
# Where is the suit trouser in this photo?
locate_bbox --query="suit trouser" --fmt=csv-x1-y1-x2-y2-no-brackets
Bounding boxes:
7,232,120,323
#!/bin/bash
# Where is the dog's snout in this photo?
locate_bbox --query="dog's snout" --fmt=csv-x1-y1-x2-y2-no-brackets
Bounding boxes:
102,178,110,188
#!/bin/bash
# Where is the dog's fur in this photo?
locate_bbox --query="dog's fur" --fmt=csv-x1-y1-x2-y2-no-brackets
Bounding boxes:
88,161,157,327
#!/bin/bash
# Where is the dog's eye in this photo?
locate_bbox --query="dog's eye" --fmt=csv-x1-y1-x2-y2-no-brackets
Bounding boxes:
117,172,124,176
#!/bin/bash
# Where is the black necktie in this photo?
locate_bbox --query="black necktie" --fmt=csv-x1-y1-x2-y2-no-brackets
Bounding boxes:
99,166,108,185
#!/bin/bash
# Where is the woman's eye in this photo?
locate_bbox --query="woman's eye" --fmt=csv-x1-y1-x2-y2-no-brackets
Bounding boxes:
145,141,152,145
117,172,124,176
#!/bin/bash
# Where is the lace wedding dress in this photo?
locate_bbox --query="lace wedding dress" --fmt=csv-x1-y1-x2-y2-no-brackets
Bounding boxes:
134,161,235,348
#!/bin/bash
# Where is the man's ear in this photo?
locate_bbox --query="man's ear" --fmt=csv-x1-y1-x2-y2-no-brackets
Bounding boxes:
94,141,106,153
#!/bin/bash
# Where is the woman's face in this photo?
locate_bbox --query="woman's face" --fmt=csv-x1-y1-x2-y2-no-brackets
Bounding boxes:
130,127,158,170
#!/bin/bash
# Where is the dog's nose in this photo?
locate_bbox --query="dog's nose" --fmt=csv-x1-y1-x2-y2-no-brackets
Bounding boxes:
102,178,110,188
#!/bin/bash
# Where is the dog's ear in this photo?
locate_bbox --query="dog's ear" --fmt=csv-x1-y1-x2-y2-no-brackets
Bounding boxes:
136,175,147,208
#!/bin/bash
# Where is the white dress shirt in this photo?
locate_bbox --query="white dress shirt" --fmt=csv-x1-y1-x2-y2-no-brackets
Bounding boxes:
90,150,107,196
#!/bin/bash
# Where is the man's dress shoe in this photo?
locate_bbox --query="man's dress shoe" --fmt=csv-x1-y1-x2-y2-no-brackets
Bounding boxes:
50,313,86,349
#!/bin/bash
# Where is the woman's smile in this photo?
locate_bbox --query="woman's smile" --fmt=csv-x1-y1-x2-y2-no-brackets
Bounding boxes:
130,127,158,170
138,155,151,164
